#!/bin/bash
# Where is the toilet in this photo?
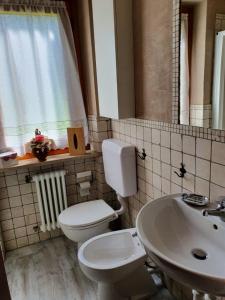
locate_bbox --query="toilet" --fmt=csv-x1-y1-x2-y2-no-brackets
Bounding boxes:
78,228,157,300
58,139,137,244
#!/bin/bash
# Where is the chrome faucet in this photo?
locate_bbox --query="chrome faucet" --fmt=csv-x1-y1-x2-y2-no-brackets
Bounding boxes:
202,197,225,221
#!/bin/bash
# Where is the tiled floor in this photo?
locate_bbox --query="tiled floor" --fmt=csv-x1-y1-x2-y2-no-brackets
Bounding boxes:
4,236,175,300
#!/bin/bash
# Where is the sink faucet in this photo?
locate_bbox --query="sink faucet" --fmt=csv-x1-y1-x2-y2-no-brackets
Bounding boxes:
203,198,225,221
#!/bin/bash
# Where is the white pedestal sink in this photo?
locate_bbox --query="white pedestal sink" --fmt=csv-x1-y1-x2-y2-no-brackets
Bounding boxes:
136,194,225,298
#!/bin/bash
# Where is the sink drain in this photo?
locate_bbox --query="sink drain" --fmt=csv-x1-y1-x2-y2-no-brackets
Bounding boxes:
191,248,208,260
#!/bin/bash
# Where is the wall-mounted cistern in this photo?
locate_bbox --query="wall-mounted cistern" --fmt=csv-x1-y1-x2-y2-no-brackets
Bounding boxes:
203,198,225,222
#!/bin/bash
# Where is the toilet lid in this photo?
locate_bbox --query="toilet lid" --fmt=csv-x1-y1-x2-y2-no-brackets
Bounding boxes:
58,199,117,228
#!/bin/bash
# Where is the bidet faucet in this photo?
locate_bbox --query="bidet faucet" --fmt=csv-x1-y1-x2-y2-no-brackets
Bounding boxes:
202,197,225,221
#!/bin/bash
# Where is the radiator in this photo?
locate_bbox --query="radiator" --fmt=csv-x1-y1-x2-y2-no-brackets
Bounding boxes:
33,170,67,232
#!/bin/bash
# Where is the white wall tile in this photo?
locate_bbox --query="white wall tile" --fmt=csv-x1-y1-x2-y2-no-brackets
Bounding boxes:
152,129,160,145
162,178,171,194
143,127,151,142
211,163,225,188
161,163,171,180
153,174,161,190
212,141,225,165
171,150,182,168
152,144,160,160
195,177,209,198
153,159,161,176
196,158,210,180
183,136,195,156
183,154,195,175
161,131,170,148
196,138,211,160
183,173,195,192
171,183,182,193
171,133,182,151
161,147,170,164
210,183,225,203
136,126,144,140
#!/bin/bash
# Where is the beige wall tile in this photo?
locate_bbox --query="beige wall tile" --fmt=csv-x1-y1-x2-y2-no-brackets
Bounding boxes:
3,229,15,241
9,196,22,208
5,239,17,251
25,214,37,226
5,175,18,187
19,183,32,195
21,194,34,205
15,227,27,238
23,204,35,216
7,185,20,197
0,198,10,210
11,207,23,218
13,217,25,228
1,219,13,231
0,209,12,221
16,236,28,248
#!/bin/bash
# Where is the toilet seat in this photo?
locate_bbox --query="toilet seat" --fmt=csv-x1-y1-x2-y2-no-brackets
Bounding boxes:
58,199,117,230
78,228,146,270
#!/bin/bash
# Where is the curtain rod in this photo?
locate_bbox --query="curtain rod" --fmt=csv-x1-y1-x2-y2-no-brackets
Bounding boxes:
0,1,66,8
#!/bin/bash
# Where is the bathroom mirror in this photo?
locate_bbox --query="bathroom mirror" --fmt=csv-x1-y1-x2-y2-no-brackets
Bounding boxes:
179,0,225,129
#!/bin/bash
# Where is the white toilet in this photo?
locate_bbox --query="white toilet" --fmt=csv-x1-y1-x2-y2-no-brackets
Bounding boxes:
58,139,137,244
78,228,157,300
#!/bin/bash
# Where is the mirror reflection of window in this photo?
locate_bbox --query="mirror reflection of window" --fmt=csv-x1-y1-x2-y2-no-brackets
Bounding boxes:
212,31,225,130
180,13,190,125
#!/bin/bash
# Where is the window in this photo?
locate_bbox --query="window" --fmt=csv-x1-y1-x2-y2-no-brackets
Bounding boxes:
0,10,87,155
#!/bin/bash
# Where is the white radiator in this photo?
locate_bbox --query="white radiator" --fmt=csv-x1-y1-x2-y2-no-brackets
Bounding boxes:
33,170,67,232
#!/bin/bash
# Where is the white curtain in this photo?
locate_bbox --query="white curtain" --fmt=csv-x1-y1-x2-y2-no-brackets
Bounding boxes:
212,31,225,130
0,1,87,154
180,14,190,125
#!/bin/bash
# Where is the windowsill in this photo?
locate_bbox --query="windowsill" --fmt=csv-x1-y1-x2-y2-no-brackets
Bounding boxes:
1,151,99,170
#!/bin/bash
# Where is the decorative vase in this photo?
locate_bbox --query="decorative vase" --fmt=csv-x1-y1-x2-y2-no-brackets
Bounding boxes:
32,146,49,162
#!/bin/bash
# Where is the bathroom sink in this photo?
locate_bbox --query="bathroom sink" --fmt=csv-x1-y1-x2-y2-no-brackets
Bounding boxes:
136,194,225,296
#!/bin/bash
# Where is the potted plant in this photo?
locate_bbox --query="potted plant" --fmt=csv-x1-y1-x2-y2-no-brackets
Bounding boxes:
30,129,49,162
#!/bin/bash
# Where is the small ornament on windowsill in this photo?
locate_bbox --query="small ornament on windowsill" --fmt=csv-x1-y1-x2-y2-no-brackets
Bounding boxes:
30,129,49,162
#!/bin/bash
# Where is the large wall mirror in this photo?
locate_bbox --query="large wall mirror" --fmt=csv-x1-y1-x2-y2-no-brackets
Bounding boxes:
179,0,225,129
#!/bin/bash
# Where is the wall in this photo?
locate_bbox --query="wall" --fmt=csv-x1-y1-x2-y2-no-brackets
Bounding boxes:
133,0,173,122
111,117,225,299
0,117,114,252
